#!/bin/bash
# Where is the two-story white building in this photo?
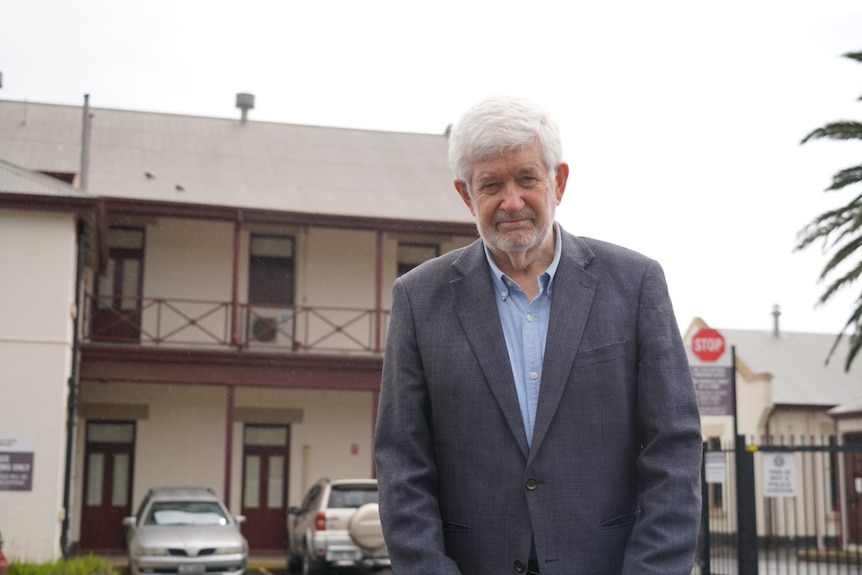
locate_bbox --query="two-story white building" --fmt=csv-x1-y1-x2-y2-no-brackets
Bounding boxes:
0,96,476,560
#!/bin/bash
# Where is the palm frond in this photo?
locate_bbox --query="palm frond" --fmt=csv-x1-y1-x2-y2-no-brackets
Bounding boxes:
817,256,862,300
795,196,862,250
839,299,862,370
801,121,862,144
827,165,862,191
844,51,862,63
823,298,862,367
846,330,862,370
823,235,862,271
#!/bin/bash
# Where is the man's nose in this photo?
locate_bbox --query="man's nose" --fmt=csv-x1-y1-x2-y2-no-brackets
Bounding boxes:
499,182,525,211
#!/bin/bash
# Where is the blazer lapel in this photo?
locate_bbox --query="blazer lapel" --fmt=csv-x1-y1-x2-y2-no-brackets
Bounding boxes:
451,242,530,458
529,232,597,458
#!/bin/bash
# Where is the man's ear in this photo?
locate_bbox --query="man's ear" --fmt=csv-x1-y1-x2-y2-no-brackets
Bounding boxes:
454,180,475,214
554,163,570,205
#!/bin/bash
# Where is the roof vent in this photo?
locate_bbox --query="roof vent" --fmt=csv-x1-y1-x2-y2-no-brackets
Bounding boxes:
236,93,255,123
772,304,781,337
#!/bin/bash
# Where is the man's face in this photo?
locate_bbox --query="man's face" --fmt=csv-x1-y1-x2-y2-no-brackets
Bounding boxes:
455,140,568,255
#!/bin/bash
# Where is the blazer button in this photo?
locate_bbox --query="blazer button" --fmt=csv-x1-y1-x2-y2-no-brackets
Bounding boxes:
525,477,538,490
514,559,526,573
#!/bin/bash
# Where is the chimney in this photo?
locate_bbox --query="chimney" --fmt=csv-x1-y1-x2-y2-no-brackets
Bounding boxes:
236,93,255,123
771,304,781,337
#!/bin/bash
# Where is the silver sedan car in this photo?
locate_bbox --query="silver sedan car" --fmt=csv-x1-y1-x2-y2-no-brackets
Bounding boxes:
123,486,248,575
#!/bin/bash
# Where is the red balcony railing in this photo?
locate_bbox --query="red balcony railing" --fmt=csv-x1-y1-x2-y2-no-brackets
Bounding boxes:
83,293,390,354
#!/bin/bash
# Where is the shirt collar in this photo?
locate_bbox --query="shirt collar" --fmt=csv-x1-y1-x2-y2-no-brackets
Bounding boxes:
483,222,562,300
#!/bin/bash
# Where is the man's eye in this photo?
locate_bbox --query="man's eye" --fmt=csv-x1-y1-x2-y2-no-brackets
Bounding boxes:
519,177,538,186
481,182,501,193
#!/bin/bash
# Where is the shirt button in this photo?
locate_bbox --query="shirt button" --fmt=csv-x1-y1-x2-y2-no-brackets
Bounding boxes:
514,560,526,573
526,314,533,322
530,372,538,380
525,478,538,490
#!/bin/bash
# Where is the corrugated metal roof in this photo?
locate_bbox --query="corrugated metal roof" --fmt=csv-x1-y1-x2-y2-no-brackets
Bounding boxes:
719,327,861,407
0,99,474,224
0,156,89,197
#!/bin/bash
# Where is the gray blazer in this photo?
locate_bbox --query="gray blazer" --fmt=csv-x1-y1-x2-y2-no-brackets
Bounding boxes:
374,228,702,575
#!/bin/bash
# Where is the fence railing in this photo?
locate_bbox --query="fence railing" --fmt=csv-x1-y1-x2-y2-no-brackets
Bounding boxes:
83,293,390,355
697,435,862,575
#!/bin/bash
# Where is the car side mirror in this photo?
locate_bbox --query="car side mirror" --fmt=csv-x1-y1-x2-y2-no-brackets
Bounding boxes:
288,506,301,515
122,517,136,529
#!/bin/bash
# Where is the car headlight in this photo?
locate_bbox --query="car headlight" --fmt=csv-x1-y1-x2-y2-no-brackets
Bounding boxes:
135,547,170,557
213,546,244,555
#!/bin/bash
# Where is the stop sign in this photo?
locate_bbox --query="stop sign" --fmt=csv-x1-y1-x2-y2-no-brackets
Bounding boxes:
691,328,725,362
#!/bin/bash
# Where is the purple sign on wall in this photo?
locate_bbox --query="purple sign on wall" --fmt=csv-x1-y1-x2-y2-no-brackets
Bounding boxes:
0,435,35,491
691,365,734,416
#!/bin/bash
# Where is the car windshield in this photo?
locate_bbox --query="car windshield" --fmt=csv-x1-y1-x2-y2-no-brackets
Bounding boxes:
327,486,378,509
145,501,229,526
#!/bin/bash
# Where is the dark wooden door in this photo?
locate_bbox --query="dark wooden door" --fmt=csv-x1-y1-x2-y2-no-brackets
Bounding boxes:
79,422,135,551
241,426,289,551
91,230,144,342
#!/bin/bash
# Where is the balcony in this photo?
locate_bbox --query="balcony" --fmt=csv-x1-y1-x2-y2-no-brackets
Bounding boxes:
83,293,390,356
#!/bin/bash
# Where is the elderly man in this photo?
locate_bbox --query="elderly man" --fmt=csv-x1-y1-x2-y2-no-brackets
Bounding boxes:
374,96,702,575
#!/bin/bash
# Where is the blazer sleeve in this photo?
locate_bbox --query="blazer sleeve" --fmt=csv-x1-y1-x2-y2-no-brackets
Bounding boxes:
623,259,703,574
374,277,462,575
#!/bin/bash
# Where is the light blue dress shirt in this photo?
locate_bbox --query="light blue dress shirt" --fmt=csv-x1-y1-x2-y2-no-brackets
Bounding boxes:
483,225,562,447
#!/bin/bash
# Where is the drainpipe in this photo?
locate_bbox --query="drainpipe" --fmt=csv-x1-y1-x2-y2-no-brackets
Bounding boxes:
374,231,383,353
79,95,91,193
60,219,86,557
231,210,243,347
60,95,92,557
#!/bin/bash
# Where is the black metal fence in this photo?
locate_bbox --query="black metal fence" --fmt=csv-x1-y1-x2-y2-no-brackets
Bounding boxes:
697,435,862,575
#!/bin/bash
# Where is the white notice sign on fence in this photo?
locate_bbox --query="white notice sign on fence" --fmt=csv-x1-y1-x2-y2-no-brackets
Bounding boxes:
705,452,726,484
762,453,797,498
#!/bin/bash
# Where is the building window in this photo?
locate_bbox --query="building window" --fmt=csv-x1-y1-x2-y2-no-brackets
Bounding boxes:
92,227,145,342
397,243,439,276
248,235,295,305
247,235,295,344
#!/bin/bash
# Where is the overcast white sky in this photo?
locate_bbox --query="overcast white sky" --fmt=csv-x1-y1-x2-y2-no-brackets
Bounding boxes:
2,0,862,335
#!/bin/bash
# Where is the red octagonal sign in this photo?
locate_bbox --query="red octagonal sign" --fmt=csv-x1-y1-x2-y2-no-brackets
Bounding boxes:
691,328,725,362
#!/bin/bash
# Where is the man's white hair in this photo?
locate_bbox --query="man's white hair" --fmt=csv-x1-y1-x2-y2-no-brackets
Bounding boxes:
447,96,564,191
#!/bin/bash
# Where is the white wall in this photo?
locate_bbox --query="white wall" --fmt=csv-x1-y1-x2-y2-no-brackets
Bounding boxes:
140,219,235,346
76,382,228,516
76,382,375,520
0,210,78,561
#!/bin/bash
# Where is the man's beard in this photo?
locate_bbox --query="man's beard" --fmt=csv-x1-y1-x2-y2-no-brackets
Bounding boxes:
478,209,552,254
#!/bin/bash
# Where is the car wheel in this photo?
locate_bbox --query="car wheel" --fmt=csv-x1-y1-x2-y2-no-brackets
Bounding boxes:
348,503,386,550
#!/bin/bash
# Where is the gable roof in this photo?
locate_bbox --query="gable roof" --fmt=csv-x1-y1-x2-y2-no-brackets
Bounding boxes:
828,393,862,417
686,318,862,408
0,156,89,198
0,99,474,225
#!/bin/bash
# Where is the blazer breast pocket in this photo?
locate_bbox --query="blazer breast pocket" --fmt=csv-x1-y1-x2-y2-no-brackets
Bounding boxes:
572,340,626,368
442,520,471,533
